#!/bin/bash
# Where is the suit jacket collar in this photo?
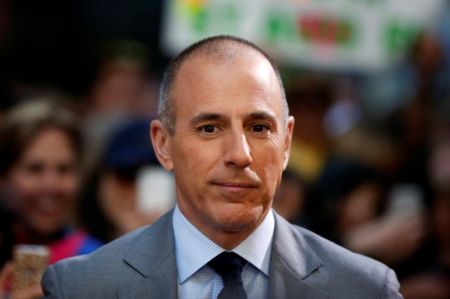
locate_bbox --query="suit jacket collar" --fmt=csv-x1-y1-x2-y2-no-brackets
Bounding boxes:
270,213,328,299
118,211,178,299
117,210,328,299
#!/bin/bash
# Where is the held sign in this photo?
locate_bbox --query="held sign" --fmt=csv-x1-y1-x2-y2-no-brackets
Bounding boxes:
162,0,444,71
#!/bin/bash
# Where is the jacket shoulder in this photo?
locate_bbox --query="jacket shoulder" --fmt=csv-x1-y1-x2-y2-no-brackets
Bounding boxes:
293,224,400,298
42,226,151,298
272,214,402,299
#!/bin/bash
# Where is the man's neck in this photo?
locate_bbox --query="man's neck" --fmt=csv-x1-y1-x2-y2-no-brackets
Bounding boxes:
179,208,271,250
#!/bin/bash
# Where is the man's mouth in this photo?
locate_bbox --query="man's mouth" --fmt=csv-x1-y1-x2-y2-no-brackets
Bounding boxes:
210,181,259,192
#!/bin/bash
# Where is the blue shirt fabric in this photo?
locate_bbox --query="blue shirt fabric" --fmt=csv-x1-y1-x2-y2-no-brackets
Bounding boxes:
172,206,275,299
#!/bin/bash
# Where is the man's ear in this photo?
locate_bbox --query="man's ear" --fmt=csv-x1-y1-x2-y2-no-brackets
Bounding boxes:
150,120,174,171
282,116,295,170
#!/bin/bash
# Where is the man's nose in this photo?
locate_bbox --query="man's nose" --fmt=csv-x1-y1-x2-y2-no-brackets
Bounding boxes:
224,131,252,168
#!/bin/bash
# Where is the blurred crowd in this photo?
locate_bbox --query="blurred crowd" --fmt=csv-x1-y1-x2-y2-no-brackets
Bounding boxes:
1,1,450,298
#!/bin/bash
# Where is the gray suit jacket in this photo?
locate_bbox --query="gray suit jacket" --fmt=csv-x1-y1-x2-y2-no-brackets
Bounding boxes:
42,211,402,298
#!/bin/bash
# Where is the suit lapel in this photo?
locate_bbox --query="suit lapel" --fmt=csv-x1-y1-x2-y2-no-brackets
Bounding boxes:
117,211,178,299
270,214,328,299
114,210,329,299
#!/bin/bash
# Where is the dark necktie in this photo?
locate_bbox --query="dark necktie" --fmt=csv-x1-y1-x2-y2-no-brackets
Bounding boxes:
208,252,248,299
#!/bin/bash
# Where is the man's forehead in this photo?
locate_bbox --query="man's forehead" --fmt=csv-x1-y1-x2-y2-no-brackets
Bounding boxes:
177,44,271,76
169,45,286,123
173,51,278,97
179,65,279,103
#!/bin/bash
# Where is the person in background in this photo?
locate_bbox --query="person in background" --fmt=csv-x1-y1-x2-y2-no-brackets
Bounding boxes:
398,136,450,299
306,157,427,266
286,77,331,184
272,169,305,224
79,118,174,243
80,40,160,176
0,100,102,298
306,158,387,244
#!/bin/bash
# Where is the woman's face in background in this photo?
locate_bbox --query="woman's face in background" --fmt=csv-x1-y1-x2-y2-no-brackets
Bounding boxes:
5,127,79,236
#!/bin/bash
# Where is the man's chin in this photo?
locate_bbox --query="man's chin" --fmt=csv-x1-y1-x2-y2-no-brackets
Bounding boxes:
212,205,266,233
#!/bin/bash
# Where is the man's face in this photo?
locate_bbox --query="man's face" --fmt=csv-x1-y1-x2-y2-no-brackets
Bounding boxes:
152,52,293,243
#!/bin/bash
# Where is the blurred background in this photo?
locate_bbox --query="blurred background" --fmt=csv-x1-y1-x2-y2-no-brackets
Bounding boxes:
0,0,449,298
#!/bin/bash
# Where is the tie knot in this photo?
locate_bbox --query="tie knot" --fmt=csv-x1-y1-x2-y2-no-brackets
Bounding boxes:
208,252,247,285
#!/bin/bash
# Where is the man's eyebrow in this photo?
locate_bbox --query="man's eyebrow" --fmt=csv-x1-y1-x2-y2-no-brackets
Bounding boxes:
189,113,227,125
247,111,277,123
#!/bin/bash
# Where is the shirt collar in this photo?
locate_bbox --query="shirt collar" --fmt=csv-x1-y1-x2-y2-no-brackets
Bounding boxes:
172,205,275,283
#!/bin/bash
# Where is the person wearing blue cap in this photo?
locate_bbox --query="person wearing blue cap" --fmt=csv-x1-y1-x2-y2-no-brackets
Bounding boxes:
78,118,172,243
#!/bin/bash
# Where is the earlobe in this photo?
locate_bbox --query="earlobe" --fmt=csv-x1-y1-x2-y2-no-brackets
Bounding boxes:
282,116,295,170
150,120,174,171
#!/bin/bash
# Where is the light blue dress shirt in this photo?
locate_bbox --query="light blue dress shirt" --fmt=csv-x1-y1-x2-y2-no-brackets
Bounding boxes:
172,206,275,299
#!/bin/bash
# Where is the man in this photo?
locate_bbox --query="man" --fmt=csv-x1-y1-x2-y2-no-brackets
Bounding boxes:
42,35,402,299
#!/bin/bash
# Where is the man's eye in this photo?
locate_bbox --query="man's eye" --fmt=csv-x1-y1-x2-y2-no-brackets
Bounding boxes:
199,125,217,133
252,124,269,133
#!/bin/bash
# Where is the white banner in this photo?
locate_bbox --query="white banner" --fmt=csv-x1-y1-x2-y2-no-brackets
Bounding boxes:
162,0,444,71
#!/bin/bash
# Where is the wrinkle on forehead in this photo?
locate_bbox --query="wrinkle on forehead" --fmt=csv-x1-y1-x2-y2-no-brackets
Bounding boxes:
175,53,279,101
